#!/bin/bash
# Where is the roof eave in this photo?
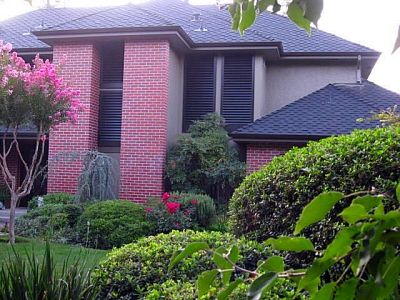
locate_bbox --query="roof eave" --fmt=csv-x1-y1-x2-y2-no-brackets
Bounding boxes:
231,133,328,143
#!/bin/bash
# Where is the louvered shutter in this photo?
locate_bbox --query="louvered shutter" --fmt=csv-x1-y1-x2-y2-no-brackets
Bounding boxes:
183,55,216,131
98,43,124,147
222,55,254,130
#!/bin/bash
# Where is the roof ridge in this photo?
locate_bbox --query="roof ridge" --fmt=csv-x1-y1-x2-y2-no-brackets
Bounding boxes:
43,6,120,31
133,4,176,27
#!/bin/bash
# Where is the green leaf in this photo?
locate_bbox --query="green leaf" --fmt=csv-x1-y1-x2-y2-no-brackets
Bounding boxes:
303,0,324,26
213,249,233,285
227,245,239,265
257,256,284,273
294,191,344,235
335,278,358,300
380,256,400,298
239,2,256,34
266,237,315,252
287,1,311,33
257,0,275,13
197,269,219,298
247,272,277,300
339,204,368,224
168,242,209,271
311,282,336,300
217,278,243,300
392,25,400,54
321,227,359,262
352,195,382,212
396,182,400,202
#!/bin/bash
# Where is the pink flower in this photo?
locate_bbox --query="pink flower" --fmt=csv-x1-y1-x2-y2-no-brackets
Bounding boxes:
166,202,180,214
145,207,153,213
191,199,198,205
2,42,12,53
162,192,170,203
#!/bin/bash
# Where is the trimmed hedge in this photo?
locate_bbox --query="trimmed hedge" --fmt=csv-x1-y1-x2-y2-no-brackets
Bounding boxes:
28,193,75,210
93,230,271,299
229,127,400,254
76,200,151,249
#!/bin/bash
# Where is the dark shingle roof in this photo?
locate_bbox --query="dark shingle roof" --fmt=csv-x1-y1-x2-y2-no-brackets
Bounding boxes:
0,0,378,54
232,81,400,140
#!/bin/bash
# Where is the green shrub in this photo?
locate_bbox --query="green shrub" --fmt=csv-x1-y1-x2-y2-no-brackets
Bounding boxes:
15,203,83,243
166,113,245,208
76,200,151,249
144,279,300,300
229,127,400,263
93,230,271,299
28,193,75,210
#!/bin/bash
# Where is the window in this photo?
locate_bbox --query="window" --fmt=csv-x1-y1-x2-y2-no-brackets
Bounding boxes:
98,43,124,147
221,55,254,130
183,55,216,131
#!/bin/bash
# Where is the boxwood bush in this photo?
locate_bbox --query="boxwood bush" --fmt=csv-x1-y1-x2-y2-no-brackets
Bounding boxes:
229,127,400,257
28,192,75,210
76,200,151,249
93,230,272,299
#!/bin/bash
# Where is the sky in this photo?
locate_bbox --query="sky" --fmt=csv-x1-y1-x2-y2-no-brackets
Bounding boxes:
0,0,399,93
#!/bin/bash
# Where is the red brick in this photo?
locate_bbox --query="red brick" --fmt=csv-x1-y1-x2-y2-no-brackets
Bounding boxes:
246,143,292,173
47,43,100,194
119,40,170,202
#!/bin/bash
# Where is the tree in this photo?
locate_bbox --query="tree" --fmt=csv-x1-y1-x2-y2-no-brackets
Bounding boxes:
0,40,80,244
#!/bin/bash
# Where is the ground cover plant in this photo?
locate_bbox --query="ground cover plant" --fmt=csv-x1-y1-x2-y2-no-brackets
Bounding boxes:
229,126,400,263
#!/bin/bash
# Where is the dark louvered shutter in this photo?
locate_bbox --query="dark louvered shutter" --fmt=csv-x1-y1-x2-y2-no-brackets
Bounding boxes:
222,55,254,130
183,55,216,131
98,43,124,147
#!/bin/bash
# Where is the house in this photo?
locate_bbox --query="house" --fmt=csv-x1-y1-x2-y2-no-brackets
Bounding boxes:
0,0,397,203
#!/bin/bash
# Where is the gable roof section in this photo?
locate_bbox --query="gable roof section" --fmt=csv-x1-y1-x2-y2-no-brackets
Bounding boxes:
0,0,378,55
231,81,400,140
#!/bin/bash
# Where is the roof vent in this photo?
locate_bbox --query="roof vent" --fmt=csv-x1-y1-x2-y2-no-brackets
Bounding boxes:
34,20,47,31
191,13,201,22
356,55,362,84
191,13,208,32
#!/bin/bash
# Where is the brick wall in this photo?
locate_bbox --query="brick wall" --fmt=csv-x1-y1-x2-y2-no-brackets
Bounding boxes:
119,40,170,202
47,43,100,194
246,143,292,173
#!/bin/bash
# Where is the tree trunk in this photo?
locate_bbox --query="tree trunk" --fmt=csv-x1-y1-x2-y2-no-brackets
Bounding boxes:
8,193,18,244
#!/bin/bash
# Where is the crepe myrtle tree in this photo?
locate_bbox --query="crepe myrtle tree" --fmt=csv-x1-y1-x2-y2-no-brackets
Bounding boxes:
0,41,80,244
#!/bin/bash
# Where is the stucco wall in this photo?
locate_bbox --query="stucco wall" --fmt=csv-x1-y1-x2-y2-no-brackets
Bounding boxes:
167,49,184,145
254,59,357,118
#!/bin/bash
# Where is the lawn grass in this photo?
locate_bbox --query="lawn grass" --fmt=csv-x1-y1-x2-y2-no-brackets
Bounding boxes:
0,236,108,271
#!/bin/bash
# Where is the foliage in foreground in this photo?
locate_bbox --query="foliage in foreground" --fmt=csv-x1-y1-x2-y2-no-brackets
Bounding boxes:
173,187,400,300
0,242,99,300
93,230,272,299
76,200,151,249
166,113,245,208
229,127,400,264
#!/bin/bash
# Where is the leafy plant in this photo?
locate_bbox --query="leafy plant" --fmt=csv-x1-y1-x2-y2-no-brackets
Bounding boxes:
166,113,245,208
172,186,400,300
28,192,75,210
15,203,83,244
76,151,117,203
0,242,99,300
76,200,151,249
93,230,271,299
229,127,400,266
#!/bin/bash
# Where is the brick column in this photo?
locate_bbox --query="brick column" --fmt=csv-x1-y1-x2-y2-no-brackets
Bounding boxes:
246,143,292,173
119,40,170,202
47,43,100,194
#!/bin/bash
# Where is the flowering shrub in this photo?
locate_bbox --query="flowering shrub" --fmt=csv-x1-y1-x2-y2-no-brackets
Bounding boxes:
147,192,217,234
0,40,81,243
147,192,194,233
